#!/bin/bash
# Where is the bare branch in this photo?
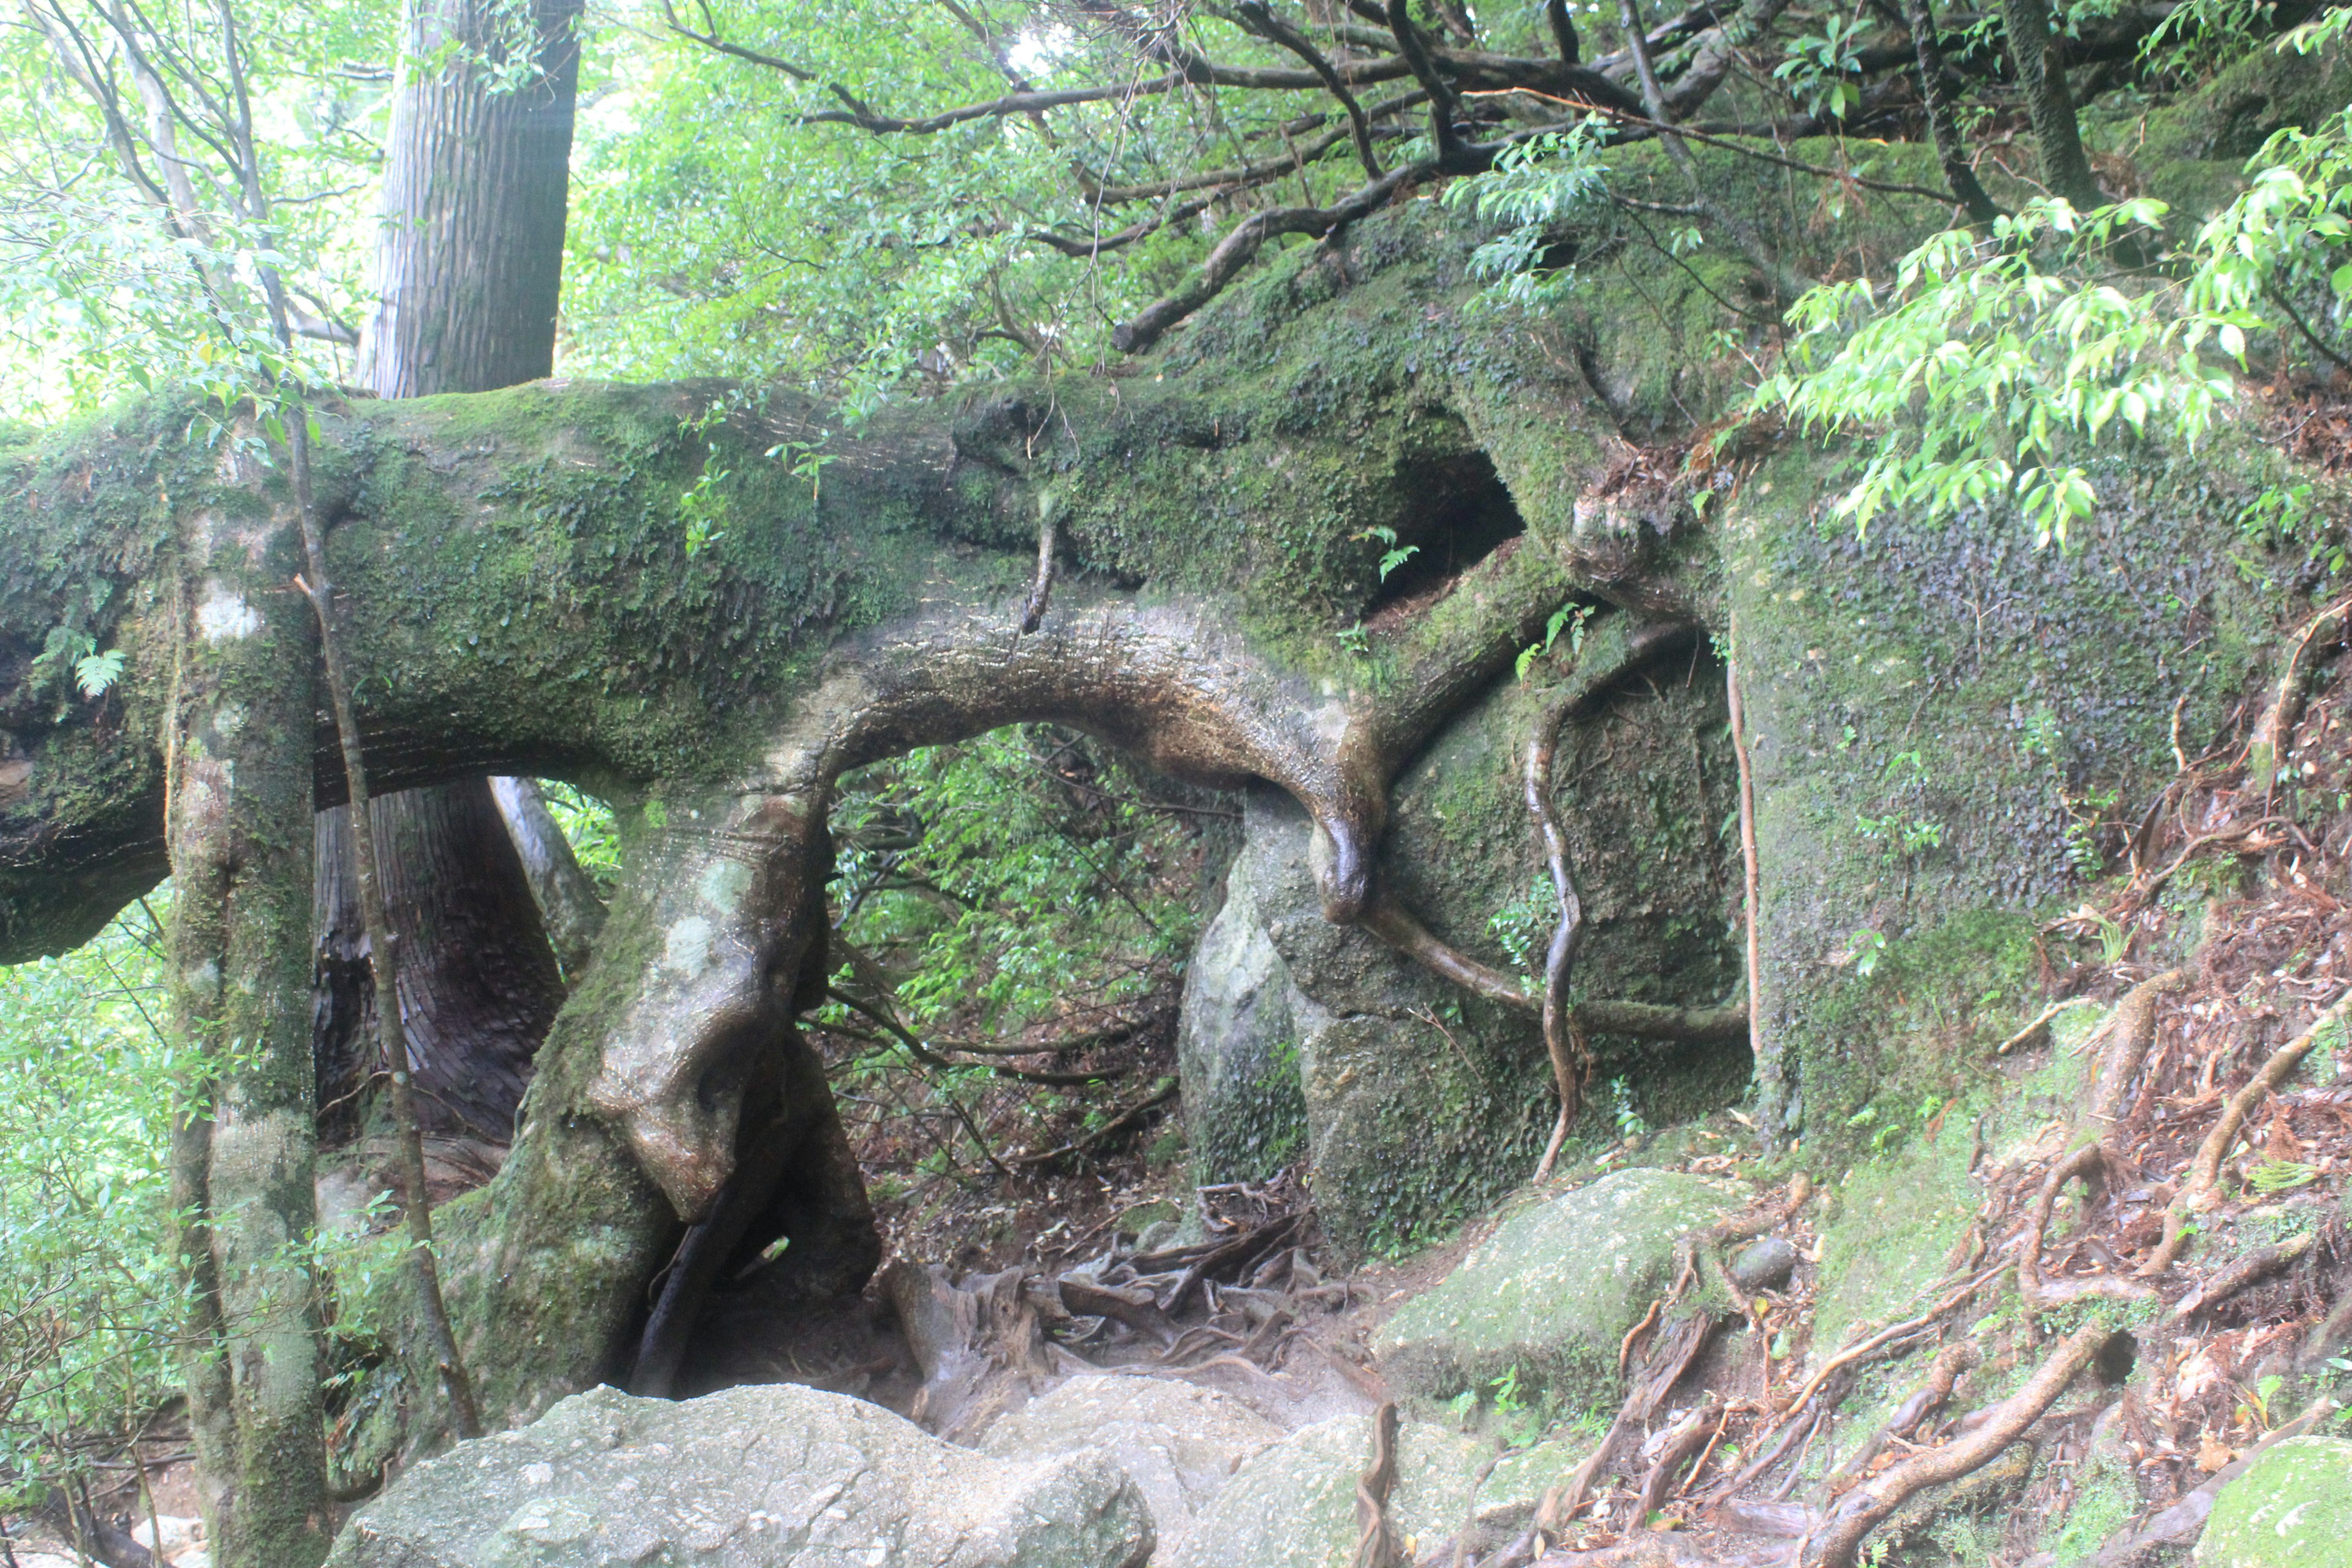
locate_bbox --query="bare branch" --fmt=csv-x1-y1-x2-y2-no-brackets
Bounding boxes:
1230,1,1383,178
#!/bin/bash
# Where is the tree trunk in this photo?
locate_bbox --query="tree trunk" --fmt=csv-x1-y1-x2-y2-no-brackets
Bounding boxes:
489,776,608,979
165,447,333,1568
312,783,565,1148
315,0,592,1157
357,0,583,398
1998,0,2101,209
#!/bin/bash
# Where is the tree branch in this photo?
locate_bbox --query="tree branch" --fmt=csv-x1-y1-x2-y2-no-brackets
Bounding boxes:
1232,1,1384,179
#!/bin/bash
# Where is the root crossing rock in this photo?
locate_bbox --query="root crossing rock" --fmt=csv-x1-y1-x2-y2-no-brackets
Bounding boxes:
1373,1167,1744,1408
322,1383,1154,1567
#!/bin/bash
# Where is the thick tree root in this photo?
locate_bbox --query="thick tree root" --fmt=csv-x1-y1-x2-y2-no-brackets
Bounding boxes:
2245,592,2351,795
2142,986,2352,1275
1796,1319,2113,1568
2017,1143,2155,1311
2169,1230,2317,1321
1539,1311,1719,1534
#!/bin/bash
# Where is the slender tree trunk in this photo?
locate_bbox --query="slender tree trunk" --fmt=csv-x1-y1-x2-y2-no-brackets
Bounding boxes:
166,449,332,1568
1904,0,2002,224
1998,0,2101,209
489,777,608,979
315,0,591,1154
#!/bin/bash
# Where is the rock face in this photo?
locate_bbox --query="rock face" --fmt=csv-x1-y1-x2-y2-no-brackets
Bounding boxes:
1185,756,1746,1259
322,1383,1153,1568
1164,1409,1577,1568
1373,1167,1743,1408
1176,832,1311,1186
979,1374,1284,1553
2197,1436,2352,1567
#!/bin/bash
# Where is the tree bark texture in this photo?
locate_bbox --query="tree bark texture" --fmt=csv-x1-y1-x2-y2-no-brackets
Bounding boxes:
312,781,564,1147
163,443,333,1568
1997,0,2101,209
319,0,590,1157
356,0,584,398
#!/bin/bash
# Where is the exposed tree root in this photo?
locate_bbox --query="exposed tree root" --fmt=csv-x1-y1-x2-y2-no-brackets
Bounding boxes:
2142,985,2352,1275
1632,1396,1721,1520
1726,624,1765,1123
1353,1401,1405,1568
1526,684,1593,1178
2245,592,2352,795
1364,897,1747,1043
1797,1319,2113,1568
1764,1262,2006,1436
1818,1340,1978,1501
2018,1142,2157,1311
1539,1310,1719,1534
2169,1229,2317,1321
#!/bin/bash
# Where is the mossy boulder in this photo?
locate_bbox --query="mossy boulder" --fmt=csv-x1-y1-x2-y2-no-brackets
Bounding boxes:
323,1382,1153,1567
1371,1167,1744,1409
977,1376,1283,1556
1182,612,1747,1259
2197,1436,2352,1567
1161,1409,1580,1568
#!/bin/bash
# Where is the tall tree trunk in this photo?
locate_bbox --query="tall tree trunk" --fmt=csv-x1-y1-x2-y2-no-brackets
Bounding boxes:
316,0,591,1156
358,0,583,397
167,449,333,1568
312,787,565,1148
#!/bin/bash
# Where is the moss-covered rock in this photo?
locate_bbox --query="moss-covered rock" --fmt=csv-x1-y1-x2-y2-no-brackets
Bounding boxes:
325,1382,1155,1568
1371,1167,1744,1410
1160,1410,1580,1568
2197,1436,2352,1567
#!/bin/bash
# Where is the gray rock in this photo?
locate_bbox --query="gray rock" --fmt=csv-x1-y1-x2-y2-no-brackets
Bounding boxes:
1163,1411,1583,1568
979,1374,1283,1551
323,1383,1153,1568
1373,1167,1744,1409
2196,1436,2352,1567
1175,832,1310,1185
1730,1235,1799,1292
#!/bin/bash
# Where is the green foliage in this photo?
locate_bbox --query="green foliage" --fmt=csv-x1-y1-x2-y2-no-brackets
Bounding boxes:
0,0,392,416
1444,126,1611,309
826,727,1200,1035
0,902,186,1507
1488,876,1553,978
539,781,623,897
1773,17,1867,122
1762,109,2352,552
1760,197,2240,544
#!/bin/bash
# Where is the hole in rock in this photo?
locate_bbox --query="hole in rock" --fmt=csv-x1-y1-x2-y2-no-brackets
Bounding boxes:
1365,452,1526,620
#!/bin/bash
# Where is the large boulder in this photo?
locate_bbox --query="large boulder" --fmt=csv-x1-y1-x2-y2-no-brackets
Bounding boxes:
1373,1167,1744,1409
322,1383,1153,1568
978,1374,1284,1553
2197,1436,2352,1567
1163,1409,1578,1568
